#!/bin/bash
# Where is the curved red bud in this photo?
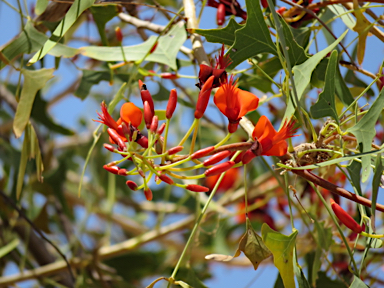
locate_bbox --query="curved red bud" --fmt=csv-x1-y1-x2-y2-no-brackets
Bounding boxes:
157,123,166,135
241,149,257,165
103,165,120,175
126,180,138,190
115,27,123,42
118,168,127,175
167,146,184,155
144,188,153,201
139,80,155,115
166,89,178,119
137,136,149,148
150,115,158,133
107,128,126,151
216,3,226,25
149,41,158,54
191,146,215,159
203,150,232,166
158,174,174,185
204,161,235,177
160,72,179,79
195,75,215,119
144,101,154,129
103,143,116,152
186,184,210,192
261,0,268,8
330,199,363,233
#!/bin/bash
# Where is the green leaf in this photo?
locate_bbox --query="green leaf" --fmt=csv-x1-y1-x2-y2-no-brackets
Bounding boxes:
347,87,384,182
205,218,271,270
290,26,311,49
334,64,355,106
13,68,54,138
90,4,120,46
35,0,49,15
279,17,308,66
293,253,311,288
316,271,345,288
262,224,298,288
310,50,339,123
283,30,348,122
0,238,20,258
372,153,383,216
193,18,243,46
29,0,95,64
80,22,186,70
347,160,363,195
226,0,277,69
350,276,370,288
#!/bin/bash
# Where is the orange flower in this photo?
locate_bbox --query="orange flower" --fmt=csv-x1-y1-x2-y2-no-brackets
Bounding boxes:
120,102,142,128
252,116,298,156
214,76,259,133
205,167,240,193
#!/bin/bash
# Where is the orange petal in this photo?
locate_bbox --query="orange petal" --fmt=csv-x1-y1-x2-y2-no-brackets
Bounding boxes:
120,102,142,128
238,90,259,118
252,116,276,142
264,141,287,156
213,84,230,116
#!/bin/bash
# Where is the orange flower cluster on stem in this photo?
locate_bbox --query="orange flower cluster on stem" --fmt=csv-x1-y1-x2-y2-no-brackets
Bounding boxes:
95,45,298,201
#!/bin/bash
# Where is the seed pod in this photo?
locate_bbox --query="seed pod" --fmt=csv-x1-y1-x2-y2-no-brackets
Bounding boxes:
166,89,178,119
203,150,232,166
144,188,153,201
195,75,215,119
330,199,363,233
186,184,210,193
139,80,155,115
103,143,116,152
126,180,138,190
160,72,179,79
191,146,215,159
241,149,257,165
103,165,119,175
204,161,235,177
216,3,225,26
150,115,159,133
115,27,123,42
158,174,174,185
157,123,166,135
144,101,154,129
167,146,184,155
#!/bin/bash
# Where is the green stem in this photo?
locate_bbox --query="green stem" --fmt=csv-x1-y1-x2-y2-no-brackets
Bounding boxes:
178,119,197,146
214,133,232,148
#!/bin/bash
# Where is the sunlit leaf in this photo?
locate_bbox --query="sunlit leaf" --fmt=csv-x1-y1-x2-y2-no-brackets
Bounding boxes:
347,87,384,182
29,0,95,64
35,0,49,15
226,0,277,69
328,4,356,30
283,31,347,122
193,18,243,46
80,22,186,70
350,276,370,288
352,0,371,65
310,50,339,123
0,238,19,259
262,224,298,288
13,68,54,138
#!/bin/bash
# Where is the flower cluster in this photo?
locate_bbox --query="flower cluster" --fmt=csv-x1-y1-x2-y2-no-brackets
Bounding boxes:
95,46,297,200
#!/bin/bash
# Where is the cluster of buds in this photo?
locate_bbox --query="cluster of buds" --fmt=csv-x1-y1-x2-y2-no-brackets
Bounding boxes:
95,45,298,201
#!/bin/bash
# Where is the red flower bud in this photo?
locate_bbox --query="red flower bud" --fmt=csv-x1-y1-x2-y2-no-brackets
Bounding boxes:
195,75,215,119
139,80,155,116
144,188,153,201
241,149,257,165
103,143,116,152
261,0,268,8
276,7,286,14
155,138,164,154
118,168,127,175
126,180,138,190
191,146,215,159
216,3,226,26
186,184,210,192
137,136,148,148
158,173,174,185
150,115,158,133
166,89,177,119
160,72,179,79
103,165,120,175
204,161,235,177
330,199,363,233
144,101,154,129
107,128,126,151
167,146,184,155
203,150,232,166
157,123,166,135
115,27,123,42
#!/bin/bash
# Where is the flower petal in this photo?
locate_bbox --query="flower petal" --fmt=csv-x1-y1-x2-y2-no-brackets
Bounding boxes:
252,116,276,142
120,102,142,128
264,140,287,156
237,90,259,118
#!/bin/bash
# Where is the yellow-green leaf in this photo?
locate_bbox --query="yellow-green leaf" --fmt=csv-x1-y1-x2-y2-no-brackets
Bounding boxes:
13,68,54,138
262,224,298,288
